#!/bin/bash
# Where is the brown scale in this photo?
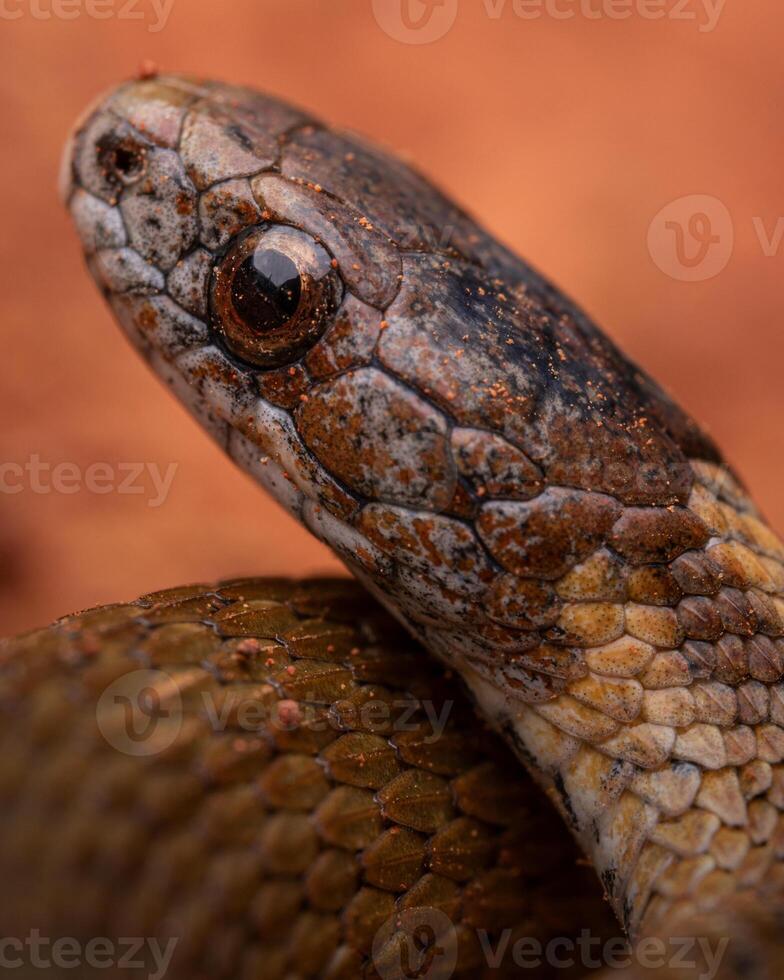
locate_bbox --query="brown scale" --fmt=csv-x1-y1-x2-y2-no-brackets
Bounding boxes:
0,579,615,980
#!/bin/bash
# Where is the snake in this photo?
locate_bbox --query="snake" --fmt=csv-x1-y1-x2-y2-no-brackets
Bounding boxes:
4,71,784,977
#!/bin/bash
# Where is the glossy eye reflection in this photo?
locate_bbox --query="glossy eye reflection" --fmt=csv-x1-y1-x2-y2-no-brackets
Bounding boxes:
211,225,341,368
231,249,301,330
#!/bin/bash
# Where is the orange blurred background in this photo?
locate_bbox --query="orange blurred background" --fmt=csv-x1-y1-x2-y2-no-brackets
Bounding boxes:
1,0,783,635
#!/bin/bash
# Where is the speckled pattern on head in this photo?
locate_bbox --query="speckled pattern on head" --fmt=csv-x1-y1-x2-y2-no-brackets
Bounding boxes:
63,74,784,945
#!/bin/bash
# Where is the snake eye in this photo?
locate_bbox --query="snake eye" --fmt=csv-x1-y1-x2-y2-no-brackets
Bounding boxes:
210,225,341,368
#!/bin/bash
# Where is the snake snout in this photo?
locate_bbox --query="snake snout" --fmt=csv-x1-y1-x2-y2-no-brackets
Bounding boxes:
61,75,321,345
63,79,204,299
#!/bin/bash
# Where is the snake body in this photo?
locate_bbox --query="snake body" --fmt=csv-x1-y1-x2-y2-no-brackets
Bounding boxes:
0,579,613,978
17,71,783,972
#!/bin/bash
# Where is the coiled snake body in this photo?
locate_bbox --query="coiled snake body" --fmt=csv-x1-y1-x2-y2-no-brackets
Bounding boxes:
4,73,784,977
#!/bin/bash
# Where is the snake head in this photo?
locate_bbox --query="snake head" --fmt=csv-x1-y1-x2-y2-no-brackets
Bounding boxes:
59,75,544,609
64,76,784,941
60,74,500,527
62,74,725,677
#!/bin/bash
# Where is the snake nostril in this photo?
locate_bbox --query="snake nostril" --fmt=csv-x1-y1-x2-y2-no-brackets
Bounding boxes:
95,132,147,186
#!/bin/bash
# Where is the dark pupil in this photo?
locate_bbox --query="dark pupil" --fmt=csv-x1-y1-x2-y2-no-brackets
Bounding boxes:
231,248,301,332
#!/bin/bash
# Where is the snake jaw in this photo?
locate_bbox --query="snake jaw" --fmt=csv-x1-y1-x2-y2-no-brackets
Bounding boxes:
65,75,784,943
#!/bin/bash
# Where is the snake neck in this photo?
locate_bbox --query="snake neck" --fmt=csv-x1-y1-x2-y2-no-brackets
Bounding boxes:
387,458,784,952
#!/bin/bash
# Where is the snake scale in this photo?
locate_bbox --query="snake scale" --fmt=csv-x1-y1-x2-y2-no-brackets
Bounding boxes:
3,72,784,977
0,578,615,979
